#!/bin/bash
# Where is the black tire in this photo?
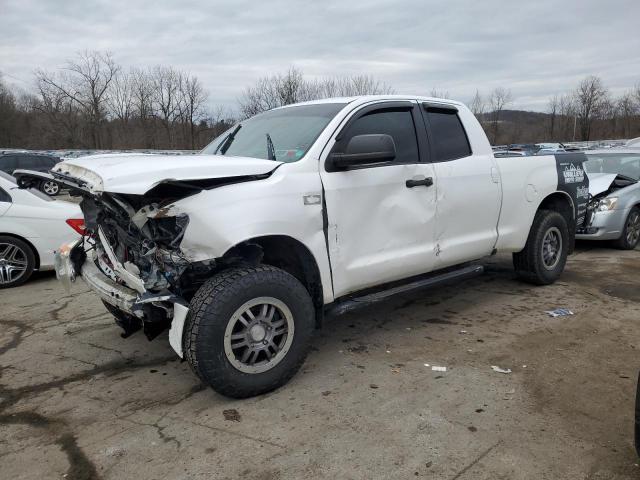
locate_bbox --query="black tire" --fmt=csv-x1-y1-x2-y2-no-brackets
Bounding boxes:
612,207,640,250
513,209,569,285
0,235,36,288
183,265,315,398
39,180,60,196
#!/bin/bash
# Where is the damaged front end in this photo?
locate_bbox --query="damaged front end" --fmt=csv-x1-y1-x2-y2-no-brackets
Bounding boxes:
579,174,638,234
62,189,208,344
27,175,221,350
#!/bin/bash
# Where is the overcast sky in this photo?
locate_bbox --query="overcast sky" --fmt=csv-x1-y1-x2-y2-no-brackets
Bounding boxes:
1,0,639,113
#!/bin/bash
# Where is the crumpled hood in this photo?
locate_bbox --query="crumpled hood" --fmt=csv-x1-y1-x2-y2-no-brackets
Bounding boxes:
52,153,283,194
586,173,620,196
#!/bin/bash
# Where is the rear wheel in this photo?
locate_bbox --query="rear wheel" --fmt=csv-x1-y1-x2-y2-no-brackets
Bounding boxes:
40,180,60,196
183,265,315,398
613,207,640,250
513,209,569,285
0,236,36,288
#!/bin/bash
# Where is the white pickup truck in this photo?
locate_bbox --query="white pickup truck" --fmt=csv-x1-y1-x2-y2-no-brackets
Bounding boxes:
16,95,589,398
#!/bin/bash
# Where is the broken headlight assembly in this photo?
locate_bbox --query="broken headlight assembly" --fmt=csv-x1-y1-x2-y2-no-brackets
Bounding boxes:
597,197,618,212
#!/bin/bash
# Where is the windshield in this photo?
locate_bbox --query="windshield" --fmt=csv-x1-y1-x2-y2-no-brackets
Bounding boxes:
201,103,347,162
584,153,640,180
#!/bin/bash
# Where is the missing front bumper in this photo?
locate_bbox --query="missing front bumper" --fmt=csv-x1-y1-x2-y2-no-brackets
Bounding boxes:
54,243,189,355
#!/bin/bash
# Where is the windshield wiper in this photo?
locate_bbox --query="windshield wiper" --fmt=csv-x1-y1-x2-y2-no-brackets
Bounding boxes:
266,133,277,161
214,124,242,155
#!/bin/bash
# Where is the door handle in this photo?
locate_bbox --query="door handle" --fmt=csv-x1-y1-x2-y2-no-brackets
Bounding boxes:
405,177,433,188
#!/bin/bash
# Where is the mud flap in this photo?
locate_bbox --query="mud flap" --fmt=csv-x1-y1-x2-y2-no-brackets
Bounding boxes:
554,153,589,229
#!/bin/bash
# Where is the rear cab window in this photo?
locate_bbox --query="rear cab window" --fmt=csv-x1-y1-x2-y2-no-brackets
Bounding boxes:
422,104,472,162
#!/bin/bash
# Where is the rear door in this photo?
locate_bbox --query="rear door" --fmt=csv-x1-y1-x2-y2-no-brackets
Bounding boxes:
421,103,501,268
320,101,438,298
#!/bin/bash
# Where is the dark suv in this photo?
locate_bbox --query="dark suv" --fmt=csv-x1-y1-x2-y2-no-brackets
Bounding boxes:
0,153,61,195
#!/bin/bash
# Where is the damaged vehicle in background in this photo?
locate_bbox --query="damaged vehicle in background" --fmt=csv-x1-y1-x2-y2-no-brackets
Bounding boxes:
578,149,640,249
15,95,588,398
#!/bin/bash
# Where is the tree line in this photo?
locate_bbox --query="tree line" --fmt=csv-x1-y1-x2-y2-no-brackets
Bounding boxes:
469,77,640,145
1,51,639,150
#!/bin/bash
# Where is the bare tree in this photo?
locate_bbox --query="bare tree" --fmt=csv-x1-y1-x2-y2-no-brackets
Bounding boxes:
150,65,182,147
558,93,576,140
617,91,637,138
0,73,18,146
469,89,485,118
488,87,513,144
106,70,135,146
547,94,559,140
429,88,450,99
239,67,393,118
178,74,209,149
573,75,609,141
35,50,119,148
33,74,83,146
107,70,134,123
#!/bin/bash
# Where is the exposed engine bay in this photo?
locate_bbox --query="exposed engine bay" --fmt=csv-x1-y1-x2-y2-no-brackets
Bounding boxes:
82,194,190,292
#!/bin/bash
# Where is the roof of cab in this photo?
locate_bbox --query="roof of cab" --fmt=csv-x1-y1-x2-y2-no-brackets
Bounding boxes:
276,95,465,110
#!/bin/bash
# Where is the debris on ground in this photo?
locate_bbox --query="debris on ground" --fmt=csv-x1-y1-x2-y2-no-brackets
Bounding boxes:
223,409,241,422
545,308,574,317
348,344,368,353
105,446,126,457
431,366,447,372
491,365,512,374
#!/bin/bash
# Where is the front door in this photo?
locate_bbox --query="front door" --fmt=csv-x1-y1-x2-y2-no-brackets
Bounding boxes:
320,101,437,298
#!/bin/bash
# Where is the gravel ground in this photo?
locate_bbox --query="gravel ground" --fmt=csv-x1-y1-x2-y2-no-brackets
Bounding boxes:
1,243,639,479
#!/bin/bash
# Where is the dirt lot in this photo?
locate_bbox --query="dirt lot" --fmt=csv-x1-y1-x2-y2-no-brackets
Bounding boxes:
1,243,640,480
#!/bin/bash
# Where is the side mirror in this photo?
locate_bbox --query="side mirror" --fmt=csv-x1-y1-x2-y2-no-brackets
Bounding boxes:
327,134,396,171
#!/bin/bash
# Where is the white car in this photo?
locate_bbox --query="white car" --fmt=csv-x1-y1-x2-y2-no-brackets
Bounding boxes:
16,95,589,397
0,172,83,288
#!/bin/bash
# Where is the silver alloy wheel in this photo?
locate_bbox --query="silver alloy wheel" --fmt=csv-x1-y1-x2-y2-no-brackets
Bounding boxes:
541,226,562,270
0,242,28,285
224,297,295,374
42,181,59,195
626,211,640,246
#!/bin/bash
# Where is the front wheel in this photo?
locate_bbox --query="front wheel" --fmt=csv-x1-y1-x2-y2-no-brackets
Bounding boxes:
183,265,315,398
513,209,569,285
0,236,36,288
612,207,640,250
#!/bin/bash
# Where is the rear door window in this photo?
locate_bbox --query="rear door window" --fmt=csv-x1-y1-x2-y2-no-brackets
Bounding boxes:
424,106,472,161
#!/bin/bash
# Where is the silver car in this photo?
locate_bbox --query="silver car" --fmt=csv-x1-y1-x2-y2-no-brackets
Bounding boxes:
577,148,640,249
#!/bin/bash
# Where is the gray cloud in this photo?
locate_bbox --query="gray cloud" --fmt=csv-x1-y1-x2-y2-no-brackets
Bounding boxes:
1,0,639,112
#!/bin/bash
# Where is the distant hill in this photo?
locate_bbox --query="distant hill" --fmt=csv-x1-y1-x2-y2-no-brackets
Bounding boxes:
477,109,571,145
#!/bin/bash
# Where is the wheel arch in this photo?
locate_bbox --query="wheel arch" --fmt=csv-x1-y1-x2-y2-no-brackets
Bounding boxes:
536,191,575,252
0,232,40,269
222,235,325,327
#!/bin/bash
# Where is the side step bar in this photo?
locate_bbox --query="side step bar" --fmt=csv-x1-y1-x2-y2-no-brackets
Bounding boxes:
325,265,484,317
